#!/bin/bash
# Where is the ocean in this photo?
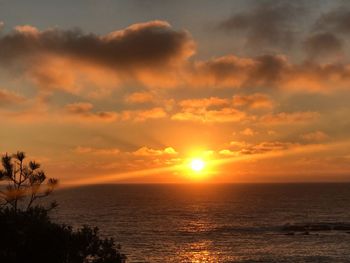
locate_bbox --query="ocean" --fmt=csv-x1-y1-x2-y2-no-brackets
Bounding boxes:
51,184,350,262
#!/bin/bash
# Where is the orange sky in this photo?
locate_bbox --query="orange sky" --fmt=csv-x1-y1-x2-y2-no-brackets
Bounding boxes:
0,1,350,184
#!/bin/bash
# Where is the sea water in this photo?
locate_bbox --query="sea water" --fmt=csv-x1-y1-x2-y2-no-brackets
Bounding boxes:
51,184,350,262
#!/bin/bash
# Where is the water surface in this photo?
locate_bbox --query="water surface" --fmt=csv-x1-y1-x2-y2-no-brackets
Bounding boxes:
51,184,350,262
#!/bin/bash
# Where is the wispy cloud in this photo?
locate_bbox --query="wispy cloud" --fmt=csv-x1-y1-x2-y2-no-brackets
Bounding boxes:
74,146,120,155
217,2,302,49
0,89,26,106
64,102,118,122
260,111,319,124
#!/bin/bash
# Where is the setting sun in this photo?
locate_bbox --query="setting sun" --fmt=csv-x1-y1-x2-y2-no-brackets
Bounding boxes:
2,1,350,262
190,158,205,172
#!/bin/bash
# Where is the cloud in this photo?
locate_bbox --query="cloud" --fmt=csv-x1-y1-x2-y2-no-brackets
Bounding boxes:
232,93,274,109
2,21,350,95
64,102,118,122
0,21,195,93
220,140,300,157
2,17,350,130
260,111,319,124
25,57,121,96
124,92,155,104
178,97,229,109
172,96,246,123
172,107,247,123
64,101,168,123
304,32,343,59
219,149,239,156
217,2,301,49
240,141,298,155
171,95,274,123
172,97,246,123
192,53,350,92
1,21,194,68
132,146,178,157
240,128,257,136
141,107,168,120
301,131,329,142
314,8,350,35
74,146,120,155
230,140,250,150
191,54,289,89
14,25,39,35
65,102,94,114
121,107,168,121
267,130,277,136
0,89,26,106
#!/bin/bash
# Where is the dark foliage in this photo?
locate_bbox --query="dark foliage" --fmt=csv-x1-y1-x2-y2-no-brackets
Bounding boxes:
0,152,126,263
0,207,126,263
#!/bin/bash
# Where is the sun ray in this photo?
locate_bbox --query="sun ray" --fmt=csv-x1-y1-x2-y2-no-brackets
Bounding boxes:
63,141,350,186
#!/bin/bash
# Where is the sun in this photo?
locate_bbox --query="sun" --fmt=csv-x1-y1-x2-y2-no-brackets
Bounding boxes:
190,158,205,172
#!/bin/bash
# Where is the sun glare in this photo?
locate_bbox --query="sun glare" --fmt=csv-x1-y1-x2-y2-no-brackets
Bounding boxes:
190,158,205,172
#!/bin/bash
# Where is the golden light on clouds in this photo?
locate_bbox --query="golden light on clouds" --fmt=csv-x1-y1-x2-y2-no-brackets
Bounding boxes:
58,139,350,186
2,1,350,184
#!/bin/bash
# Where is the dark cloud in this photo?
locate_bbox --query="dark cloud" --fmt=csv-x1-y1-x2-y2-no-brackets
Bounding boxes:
232,93,274,109
304,32,343,59
64,102,118,122
247,54,288,85
260,111,319,124
305,6,350,60
191,53,350,91
0,21,194,70
0,21,194,93
220,140,300,156
2,20,350,95
314,8,350,35
192,54,289,89
239,141,298,155
217,2,303,49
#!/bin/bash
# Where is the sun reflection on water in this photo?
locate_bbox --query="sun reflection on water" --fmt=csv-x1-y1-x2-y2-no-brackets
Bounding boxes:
178,240,221,263
176,204,224,263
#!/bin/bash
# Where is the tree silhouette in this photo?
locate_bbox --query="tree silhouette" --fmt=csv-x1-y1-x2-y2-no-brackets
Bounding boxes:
0,151,58,211
0,151,126,263
0,207,126,263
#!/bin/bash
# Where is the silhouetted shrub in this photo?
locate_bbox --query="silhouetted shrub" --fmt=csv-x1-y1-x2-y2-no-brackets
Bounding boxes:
0,206,126,263
0,152,126,263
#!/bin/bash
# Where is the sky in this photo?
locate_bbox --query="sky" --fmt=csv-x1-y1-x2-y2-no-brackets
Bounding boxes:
0,0,350,184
